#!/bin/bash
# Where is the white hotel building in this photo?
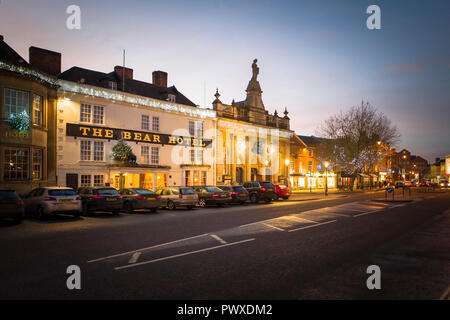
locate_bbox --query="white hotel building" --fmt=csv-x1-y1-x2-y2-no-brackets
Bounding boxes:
55,66,216,191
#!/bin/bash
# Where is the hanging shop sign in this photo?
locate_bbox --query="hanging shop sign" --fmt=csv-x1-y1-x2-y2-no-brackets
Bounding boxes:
66,123,212,148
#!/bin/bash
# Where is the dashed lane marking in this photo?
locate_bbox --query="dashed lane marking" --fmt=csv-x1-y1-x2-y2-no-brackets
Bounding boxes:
288,219,337,233
88,233,210,263
261,222,285,232
210,234,227,244
128,252,141,264
114,238,256,270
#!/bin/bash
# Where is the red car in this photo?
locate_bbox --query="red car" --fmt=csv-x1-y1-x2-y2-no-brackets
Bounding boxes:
274,184,290,200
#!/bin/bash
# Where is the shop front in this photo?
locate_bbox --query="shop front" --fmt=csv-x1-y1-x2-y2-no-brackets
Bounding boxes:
108,166,170,191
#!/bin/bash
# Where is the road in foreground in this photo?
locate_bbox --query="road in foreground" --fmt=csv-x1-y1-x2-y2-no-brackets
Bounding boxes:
0,190,448,299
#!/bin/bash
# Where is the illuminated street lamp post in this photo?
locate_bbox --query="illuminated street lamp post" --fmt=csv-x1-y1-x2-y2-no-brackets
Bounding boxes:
324,161,330,196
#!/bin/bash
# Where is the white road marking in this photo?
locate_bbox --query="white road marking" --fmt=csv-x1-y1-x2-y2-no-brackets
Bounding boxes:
210,234,227,244
319,211,354,218
128,252,141,264
87,233,210,263
261,222,285,232
289,215,319,224
115,238,256,270
288,220,337,232
353,210,381,217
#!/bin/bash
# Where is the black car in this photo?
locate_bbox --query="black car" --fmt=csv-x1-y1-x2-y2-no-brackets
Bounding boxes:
77,187,123,216
192,186,230,207
243,181,276,203
217,185,249,205
0,190,24,224
119,188,162,213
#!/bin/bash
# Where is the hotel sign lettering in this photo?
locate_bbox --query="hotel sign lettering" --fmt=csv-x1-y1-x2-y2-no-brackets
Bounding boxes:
66,123,212,148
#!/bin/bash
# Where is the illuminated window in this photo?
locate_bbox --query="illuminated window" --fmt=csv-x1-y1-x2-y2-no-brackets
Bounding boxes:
4,88,29,118
4,147,29,181
185,170,191,186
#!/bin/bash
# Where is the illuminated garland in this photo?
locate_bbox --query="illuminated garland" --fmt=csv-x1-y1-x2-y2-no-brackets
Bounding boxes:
111,140,136,162
0,61,57,86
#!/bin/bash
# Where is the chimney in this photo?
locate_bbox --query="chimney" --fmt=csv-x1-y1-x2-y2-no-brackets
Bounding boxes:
152,70,167,88
114,66,133,80
29,46,61,76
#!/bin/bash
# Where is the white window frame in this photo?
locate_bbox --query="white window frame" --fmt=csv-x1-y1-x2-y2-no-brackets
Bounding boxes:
142,115,150,131
80,174,91,187
152,116,160,132
151,147,159,165
32,148,43,180
80,140,91,161
141,145,150,164
33,94,43,127
93,141,105,161
4,88,29,119
93,174,104,187
80,103,105,125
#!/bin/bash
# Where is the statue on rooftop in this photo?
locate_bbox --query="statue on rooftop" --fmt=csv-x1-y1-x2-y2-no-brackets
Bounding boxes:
251,59,259,81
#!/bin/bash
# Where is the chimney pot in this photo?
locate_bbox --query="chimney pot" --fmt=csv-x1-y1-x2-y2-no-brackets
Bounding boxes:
152,70,168,88
29,46,61,76
114,66,133,80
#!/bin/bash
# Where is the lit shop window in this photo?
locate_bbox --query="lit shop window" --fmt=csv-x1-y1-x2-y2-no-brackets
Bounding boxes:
32,149,43,180
4,147,29,181
156,173,166,189
4,88,29,118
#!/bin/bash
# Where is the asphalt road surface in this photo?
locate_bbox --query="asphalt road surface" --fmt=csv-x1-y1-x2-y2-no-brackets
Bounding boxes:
0,190,449,300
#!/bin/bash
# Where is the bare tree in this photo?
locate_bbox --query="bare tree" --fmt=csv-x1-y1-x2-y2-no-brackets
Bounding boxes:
317,101,400,190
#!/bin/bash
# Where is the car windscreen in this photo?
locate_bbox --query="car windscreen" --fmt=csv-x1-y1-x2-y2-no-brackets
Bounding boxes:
180,188,196,195
232,186,246,192
48,189,78,196
97,188,119,196
263,182,275,189
205,187,224,193
0,190,19,200
131,188,155,194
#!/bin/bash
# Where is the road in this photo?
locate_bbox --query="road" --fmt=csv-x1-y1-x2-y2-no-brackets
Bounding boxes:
0,189,449,300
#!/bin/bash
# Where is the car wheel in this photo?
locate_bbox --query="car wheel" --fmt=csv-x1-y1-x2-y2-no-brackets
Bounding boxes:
124,201,134,213
283,197,289,200
198,198,206,208
36,206,45,219
13,216,23,224
250,194,258,203
274,194,279,201
167,201,176,210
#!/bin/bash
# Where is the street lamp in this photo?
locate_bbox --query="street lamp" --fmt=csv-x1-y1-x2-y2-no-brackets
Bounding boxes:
324,161,330,196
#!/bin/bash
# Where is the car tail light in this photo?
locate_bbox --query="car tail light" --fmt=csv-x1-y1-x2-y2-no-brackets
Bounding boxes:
17,200,24,206
75,196,81,200
212,193,219,198
118,195,122,199
93,195,104,199
135,196,146,200
231,191,239,195
261,187,266,192
44,196,57,201
179,193,183,199
157,195,161,200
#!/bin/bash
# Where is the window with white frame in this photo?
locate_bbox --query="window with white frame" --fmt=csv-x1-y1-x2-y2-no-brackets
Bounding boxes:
190,149,203,165
32,149,43,180
80,175,91,187
93,105,104,124
152,116,160,131
189,120,203,138
80,104,91,123
141,145,150,164
80,140,91,161
151,147,159,164
141,115,149,130
167,94,176,103
93,141,104,161
33,94,43,127
4,147,29,181
80,104,104,124
93,175,104,187
4,88,29,118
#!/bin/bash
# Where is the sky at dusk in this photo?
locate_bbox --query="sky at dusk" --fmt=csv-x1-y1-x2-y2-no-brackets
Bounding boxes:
0,0,449,162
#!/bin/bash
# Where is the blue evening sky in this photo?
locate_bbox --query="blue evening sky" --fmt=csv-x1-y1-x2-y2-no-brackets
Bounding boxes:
1,0,449,162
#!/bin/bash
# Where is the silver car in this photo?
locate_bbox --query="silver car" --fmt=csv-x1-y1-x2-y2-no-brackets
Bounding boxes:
155,187,198,210
23,187,82,218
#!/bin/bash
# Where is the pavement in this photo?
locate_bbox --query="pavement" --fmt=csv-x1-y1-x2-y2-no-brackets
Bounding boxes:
0,189,448,300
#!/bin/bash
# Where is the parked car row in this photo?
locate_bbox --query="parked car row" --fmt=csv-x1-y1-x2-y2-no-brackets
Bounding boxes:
0,182,290,223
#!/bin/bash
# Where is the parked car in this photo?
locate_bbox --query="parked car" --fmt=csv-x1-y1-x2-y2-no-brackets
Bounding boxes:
243,181,276,203
274,184,291,200
77,187,123,216
119,188,162,213
217,185,249,205
23,187,82,218
0,189,25,224
155,187,198,210
192,186,230,207
394,181,404,188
